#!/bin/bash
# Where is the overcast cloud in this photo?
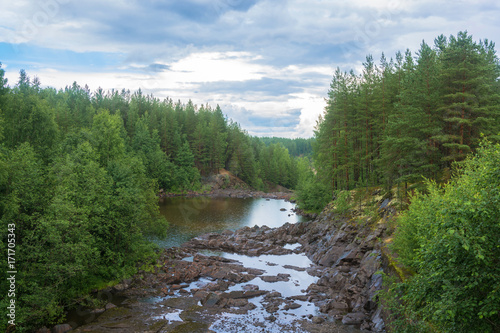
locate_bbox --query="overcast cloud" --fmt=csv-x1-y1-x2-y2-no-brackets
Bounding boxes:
1,0,499,137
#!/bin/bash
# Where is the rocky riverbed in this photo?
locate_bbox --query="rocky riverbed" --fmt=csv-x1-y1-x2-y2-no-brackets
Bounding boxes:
66,207,386,333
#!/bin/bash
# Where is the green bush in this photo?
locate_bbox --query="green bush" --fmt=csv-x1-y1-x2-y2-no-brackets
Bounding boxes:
391,140,500,332
333,190,353,214
295,173,331,213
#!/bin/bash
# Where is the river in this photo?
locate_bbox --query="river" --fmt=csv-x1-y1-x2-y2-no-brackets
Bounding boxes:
69,197,367,332
155,197,306,248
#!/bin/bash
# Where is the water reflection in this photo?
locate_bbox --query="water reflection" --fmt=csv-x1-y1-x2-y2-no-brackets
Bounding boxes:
155,197,305,248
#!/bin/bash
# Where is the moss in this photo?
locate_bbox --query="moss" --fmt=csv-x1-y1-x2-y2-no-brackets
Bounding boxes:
381,243,414,282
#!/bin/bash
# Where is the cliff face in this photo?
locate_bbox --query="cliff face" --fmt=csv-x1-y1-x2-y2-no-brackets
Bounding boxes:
298,211,388,331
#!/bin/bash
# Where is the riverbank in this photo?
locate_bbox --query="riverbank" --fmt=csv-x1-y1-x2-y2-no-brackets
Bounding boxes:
159,188,295,201
159,168,296,201
63,198,391,333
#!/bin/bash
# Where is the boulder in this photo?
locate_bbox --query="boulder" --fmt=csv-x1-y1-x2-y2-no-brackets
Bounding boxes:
342,312,367,325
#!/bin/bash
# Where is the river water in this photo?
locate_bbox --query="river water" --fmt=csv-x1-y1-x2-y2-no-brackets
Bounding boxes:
155,197,306,248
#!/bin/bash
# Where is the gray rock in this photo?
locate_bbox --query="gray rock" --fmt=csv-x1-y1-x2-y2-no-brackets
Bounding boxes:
342,312,367,325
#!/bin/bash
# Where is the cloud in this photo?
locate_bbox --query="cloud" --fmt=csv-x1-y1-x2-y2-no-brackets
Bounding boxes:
1,0,500,137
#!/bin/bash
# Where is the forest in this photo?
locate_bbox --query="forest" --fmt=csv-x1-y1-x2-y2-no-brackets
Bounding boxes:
303,31,500,332
0,62,308,330
304,31,500,211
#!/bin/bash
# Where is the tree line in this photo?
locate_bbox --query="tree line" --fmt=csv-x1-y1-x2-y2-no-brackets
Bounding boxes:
0,64,302,331
260,137,314,157
308,31,499,209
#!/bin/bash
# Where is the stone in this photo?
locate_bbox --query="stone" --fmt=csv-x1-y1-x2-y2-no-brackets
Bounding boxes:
312,316,324,324
342,312,367,325
284,302,301,310
283,265,306,271
221,290,267,299
226,298,249,307
51,324,72,333
260,273,290,283
202,292,221,307
112,283,128,292
242,284,259,291
265,315,277,322
105,303,117,310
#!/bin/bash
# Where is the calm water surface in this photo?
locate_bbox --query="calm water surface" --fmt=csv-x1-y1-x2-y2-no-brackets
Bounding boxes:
155,197,306,248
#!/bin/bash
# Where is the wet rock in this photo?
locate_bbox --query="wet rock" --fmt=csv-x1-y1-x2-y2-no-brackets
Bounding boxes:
288,295,308,302
282,265,306,271
221,290,267,299
242,284,259,291
202,292,221,307
342,312,367,325
284,302,301,310
265,315,277,322
225,298,249,308
260,273,290,283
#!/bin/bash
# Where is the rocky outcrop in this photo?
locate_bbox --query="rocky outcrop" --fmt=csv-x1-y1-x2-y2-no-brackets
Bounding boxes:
71,199,390,332
179,210,387,331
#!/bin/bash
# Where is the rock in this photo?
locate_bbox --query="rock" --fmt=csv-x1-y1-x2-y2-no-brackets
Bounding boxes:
283,265,306,271
280,208,287,211
284,302,301,310
288,295,308,301
202,292,221,307
226,298,249,307
51,324,72,333
260,273,290,283
112,283,128,292
242,284,259,291
342,312,367,325
371,306,386,332
221,290,267,299
105,303,117,310
266,315,277,322
312,316,325,324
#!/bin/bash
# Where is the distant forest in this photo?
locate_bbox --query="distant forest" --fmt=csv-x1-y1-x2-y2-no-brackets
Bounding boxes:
260,137,314,157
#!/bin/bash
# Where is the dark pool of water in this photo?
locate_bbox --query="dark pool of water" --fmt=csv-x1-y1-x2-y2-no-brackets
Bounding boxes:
154,197,306,248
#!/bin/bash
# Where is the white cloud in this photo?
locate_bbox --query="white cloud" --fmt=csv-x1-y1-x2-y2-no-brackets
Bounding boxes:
2,0,500,138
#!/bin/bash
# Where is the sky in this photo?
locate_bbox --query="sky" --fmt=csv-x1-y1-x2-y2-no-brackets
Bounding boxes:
1,0,499,138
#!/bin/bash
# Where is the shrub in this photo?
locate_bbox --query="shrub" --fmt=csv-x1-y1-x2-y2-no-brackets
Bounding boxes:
391,140,500,332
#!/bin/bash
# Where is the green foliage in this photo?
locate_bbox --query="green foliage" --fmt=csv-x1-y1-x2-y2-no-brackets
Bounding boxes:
314,31,500,199
260,137,314,157
0,65,305,331
391,140,500,332
295,160,331,212
333,190,353,215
